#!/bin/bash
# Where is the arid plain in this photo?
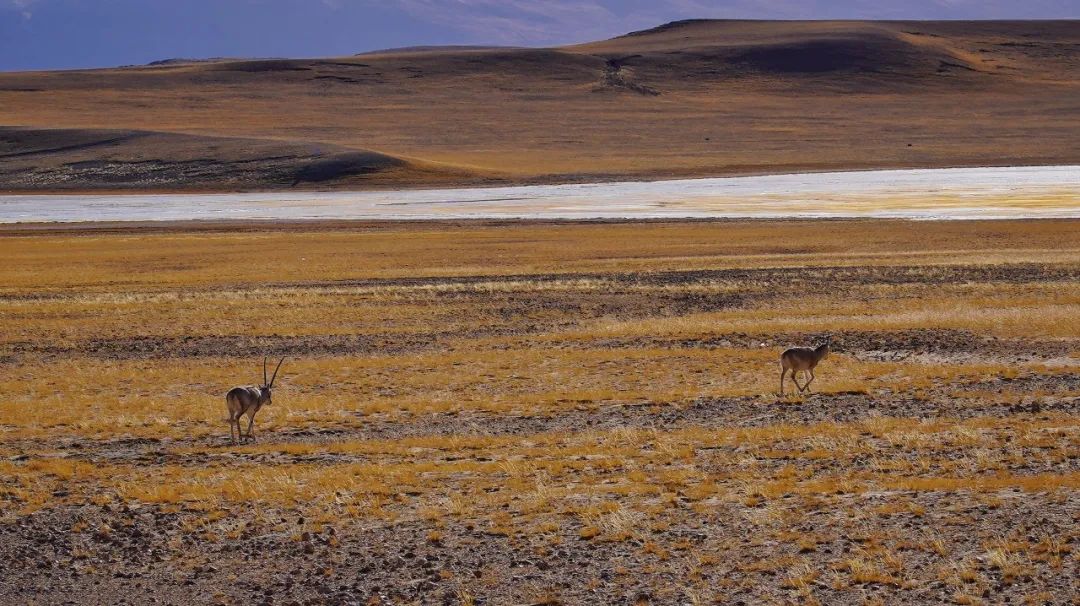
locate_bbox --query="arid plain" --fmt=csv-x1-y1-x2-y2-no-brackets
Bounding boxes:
1,220,1077,604
2,15,1080,606
2,20,1080,191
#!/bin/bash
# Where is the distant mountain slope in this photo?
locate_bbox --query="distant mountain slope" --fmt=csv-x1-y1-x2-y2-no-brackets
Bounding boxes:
355,45,520,56
569,20,1079,85
1,20,1078,192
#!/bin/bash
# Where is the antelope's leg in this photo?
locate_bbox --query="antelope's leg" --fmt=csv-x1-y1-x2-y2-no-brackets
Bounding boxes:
792,370,805,393
227,397,236,444
779,368,787,395
230,417,239,445
804,369,815,393
246,411,256,440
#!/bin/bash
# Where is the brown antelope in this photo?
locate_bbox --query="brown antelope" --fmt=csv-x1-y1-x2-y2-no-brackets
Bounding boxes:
779,336,831,395
226,356,285,444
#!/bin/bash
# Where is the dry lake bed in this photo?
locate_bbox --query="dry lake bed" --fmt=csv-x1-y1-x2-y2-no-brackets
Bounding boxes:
3,165,1079,223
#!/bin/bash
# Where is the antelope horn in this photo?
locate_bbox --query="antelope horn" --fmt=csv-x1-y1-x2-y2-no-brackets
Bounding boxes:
263,356,269,386
270,356,286,387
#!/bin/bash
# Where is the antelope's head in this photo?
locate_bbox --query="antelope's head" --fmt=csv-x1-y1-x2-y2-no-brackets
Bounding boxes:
260,356,286,405
817,335,832,358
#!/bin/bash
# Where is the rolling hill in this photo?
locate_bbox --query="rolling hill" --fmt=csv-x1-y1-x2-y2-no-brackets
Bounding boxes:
1,20,1078,192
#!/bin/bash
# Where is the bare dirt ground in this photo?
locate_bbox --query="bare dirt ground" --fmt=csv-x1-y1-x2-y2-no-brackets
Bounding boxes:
0,220,1077,605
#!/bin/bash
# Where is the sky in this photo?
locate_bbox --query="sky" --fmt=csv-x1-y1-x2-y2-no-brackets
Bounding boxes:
2,0,1078,71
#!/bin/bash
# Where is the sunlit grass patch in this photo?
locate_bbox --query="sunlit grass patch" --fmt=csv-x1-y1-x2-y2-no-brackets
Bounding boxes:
0,220,1077,602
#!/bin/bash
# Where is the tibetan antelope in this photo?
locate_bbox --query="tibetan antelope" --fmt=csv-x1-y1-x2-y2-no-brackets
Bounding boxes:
226,356,285,444
779,336,831,395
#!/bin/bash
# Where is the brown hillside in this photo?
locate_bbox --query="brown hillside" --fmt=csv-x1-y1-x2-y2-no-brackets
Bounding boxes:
1,20,1078,192
0,127,476,191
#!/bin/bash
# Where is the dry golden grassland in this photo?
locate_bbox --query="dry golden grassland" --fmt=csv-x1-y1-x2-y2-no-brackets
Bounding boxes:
0,219,1077,605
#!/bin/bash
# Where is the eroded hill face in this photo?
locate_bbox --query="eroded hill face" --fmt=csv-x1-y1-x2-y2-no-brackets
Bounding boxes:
1,20,1078,192
570,20,1080,88
0,127,480,192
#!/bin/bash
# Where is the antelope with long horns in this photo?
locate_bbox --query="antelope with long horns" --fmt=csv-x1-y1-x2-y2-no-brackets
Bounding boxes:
779,336,831,395
226,356,285,444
